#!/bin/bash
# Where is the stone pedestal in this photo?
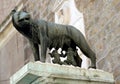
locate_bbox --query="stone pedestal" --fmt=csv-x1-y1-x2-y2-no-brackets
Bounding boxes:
10,62,114,84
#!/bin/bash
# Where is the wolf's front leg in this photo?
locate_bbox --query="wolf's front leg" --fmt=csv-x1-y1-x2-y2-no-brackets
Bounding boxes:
40,38,47,62
29,41,40,61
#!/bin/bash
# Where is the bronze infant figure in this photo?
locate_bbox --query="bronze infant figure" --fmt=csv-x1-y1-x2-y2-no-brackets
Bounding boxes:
63,48,77,66
49,50,63,65
11,9,96,68
49,48,82,67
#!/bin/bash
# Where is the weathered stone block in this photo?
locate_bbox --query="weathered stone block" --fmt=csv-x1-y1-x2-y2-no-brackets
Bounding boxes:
10,62,114,84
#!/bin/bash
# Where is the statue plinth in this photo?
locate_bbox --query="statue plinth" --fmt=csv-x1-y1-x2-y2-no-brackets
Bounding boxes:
10,62,114,84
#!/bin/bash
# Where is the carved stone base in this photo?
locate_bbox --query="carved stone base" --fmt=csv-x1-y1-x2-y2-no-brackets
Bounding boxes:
10,62,114,84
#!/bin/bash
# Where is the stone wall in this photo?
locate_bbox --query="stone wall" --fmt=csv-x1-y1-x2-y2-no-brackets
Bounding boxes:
0,21,25,84
0,0,120,84
75,0,120,83
0,0,21,24
0,1,24,84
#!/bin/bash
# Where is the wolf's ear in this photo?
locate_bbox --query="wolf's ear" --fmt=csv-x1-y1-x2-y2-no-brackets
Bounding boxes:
11,7,17,15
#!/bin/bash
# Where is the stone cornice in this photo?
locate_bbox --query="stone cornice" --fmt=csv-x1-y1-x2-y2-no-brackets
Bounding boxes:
0,1,23,48
0,1,23,33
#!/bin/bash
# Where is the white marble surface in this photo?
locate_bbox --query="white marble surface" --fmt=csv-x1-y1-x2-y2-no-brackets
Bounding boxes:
10,62,114,84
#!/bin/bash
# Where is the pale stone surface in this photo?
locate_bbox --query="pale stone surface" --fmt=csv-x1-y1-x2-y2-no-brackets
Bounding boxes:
10,62,114,84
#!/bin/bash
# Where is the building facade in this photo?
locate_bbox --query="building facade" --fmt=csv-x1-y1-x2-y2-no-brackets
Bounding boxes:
0,0,120,84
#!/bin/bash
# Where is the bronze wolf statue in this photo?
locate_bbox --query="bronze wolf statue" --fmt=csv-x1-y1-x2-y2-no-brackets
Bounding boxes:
11,10,96,68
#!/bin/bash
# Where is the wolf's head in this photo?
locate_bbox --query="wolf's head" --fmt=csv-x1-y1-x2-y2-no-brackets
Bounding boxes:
12,10,31,28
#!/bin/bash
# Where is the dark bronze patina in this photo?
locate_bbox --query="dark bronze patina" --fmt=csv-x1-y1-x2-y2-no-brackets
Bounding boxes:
11,10,96,68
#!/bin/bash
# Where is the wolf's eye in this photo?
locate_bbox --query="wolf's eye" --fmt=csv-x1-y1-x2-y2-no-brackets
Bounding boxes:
18,19,24,22
25,17,29,20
